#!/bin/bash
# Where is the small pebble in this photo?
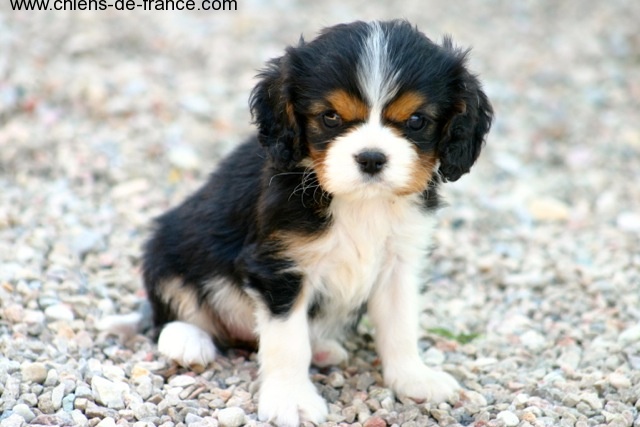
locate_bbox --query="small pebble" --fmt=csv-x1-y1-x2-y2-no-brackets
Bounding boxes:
51,382,65,410
528,197,570,221
91,376,129,409
217,406,246,427
580,392,604,410
70,410,89,427
168,145,201,170
0,414,25,427
424,347,446,365
619,325,640,345
608,372,631,389
96,417,117,427
11,404,36,423
20,362,48,384
616,212,640,232
44,369,59,386
363,416,387,427
520,330,546,352
328,372,345,388
62,393,76,412
497,410,520,426
44,304,75,322
3,304,24,323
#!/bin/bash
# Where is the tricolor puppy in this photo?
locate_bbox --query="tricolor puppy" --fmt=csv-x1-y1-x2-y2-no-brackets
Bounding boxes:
143,20,492,427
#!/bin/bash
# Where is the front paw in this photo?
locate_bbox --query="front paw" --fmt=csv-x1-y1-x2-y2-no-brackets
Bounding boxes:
258,377,328,427
386,363,460,403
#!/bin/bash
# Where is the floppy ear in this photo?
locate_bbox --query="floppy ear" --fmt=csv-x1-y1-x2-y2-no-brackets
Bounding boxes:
437,70,493,182
249,52,303,170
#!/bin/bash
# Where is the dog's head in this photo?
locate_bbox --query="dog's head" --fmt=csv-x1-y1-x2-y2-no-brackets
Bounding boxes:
250,20,493,198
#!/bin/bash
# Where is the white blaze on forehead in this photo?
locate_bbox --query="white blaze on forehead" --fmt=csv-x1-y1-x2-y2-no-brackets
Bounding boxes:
358,22,400,114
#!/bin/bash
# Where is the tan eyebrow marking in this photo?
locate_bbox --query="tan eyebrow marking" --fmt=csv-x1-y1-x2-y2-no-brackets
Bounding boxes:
384,91,426,123
325,89,369,122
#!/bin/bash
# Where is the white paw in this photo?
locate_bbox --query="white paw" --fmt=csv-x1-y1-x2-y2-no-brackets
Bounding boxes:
157,321,217,367
312,339,348,367
258,377,328,427
385,362,460,403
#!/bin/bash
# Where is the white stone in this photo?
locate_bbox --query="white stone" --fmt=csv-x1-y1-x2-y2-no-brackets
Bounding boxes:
424,347,446,365
102,365,126,382
608,372,631,389
44,303,75,322
217,406,246,427
463,390,488,407
168,374,197,388
520,330,546,352
580,392,603,410
0,414,25,427
51,382,65,410
11,404,35,423
619,324,640,345
96,417,117,427
91,376,129,409
528,197,570,221
168,145,200,170
497,410,519,426
617,212,640,232
70,410,89,427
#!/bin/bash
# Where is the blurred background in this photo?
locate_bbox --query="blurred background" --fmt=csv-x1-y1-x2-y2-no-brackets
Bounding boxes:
1,1,639,425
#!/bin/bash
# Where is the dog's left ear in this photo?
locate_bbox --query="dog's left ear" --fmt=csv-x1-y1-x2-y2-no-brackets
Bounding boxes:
249,50,303,171
437,66,494,182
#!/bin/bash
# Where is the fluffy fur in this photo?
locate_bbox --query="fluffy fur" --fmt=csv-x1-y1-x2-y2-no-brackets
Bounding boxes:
143,20,493,426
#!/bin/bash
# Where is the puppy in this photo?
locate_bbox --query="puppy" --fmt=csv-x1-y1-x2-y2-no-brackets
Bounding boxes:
143,19,493,426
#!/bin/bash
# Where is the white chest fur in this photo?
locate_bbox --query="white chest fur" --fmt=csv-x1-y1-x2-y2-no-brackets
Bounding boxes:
286,194,436,339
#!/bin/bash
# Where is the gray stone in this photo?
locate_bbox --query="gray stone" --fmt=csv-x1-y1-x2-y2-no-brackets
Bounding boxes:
75,384,93,399
37,391,56,413
327,372,345,388
51,382,65,410
10,404,35,423
44,368,59,386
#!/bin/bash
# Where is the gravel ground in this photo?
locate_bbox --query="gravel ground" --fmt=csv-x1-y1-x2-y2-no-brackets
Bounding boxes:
1,2,640,427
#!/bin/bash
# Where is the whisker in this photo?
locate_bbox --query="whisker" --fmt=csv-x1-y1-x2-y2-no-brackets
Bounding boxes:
269,171,307,187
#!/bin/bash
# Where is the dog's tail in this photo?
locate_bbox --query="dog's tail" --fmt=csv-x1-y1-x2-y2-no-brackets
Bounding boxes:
96,300,154,340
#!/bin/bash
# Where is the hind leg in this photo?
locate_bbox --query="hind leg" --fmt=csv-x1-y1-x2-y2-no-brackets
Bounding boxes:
150,278,256,367
157,321,217,367
311,339,348,367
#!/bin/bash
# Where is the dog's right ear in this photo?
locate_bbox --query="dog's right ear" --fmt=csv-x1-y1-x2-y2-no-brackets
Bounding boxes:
249,52,302,170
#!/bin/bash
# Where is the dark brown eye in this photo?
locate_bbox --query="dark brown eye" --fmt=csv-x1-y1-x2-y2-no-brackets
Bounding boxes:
322,111,342,128
406,114,427,131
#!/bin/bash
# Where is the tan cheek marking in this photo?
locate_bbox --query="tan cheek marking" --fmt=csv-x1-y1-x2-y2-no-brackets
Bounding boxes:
308,145,330,190
327,89,369,122
384,92,426,123
396,151,438,196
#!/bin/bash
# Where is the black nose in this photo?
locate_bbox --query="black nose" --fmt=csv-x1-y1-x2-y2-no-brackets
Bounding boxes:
354,150,387,175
